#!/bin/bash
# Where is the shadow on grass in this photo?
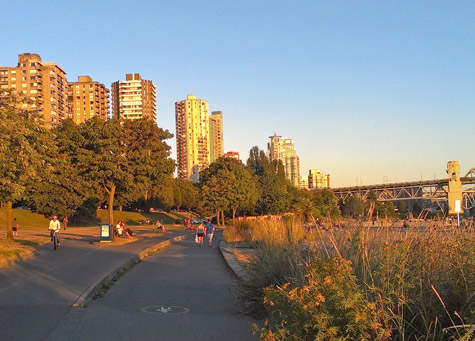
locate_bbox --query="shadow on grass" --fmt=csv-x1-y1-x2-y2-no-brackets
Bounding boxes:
14,239,42,248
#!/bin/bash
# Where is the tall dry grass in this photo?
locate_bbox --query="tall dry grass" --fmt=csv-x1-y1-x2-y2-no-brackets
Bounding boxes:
228,219,475,339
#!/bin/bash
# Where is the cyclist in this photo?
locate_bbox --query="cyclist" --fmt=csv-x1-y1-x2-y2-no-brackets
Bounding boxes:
48,216,61,247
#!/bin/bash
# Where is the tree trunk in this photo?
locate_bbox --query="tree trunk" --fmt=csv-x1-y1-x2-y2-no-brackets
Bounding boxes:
119,205,123,212
7,200,13,240
216,209,220,226
232,207,237,225
108,185,116,241
221,210,225,226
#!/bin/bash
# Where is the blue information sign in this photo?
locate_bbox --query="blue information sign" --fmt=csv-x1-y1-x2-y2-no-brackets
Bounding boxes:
100,224,112,242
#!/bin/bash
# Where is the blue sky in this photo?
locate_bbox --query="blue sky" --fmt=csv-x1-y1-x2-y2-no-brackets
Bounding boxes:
2,1,474,187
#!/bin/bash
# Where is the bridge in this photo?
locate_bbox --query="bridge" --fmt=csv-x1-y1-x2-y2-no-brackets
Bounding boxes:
331,164,475,215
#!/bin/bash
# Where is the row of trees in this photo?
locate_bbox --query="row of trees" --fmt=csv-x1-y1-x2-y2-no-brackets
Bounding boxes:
196,147,341,223
2,92,405,240
1,93,175,239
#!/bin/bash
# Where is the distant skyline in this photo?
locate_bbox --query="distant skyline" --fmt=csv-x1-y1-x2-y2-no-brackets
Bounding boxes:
1,1,473,187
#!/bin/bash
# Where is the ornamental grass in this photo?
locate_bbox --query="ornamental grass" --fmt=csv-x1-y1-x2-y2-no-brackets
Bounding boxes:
228,219,475,340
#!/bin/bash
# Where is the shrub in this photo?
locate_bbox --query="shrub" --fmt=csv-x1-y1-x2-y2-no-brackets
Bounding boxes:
243,221,475,339
258,257,392,340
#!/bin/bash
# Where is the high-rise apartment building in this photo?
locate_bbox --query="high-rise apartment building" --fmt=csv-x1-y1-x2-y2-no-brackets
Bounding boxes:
209,111,223,163
0,53,68,128
299,176,309,190
111,73,156,121
308,169,330,189
175,95,210,181
267,133,300,187
67,76,109,124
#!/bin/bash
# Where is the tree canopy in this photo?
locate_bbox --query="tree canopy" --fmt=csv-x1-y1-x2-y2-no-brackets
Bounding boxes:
0,93,54,238
200,157,258,221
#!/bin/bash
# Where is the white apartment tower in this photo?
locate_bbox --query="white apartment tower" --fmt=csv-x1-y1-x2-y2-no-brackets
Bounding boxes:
267,133,300,187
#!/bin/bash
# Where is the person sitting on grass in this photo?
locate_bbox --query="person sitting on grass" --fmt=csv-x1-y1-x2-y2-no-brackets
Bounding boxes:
116,221,124,237
120,221,134,238
156,220,166,232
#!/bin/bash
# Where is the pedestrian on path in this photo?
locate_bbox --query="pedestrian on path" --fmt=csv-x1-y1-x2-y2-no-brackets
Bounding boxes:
205,219,215,247
196,222,205,247
12,218,19,237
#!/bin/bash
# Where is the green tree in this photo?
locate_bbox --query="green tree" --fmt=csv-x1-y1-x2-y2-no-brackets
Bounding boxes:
342,195,365,218
398,201,407,214
121,119,175,208
27,119,89,220
0,93,53,239
71,117,174,227
365,190,378,220
200,157,258,222
174,178,199,212
313,189,340,219
288,187,315,221
247,146,289,214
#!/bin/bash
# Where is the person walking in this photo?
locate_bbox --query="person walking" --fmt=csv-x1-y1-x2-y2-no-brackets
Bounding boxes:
196,222,205,247
62,217,68,231
205,219,215,247
12,218,19,237
48,216,61,247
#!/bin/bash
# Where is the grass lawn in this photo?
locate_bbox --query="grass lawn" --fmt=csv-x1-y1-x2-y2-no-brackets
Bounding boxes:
0,208,195,269
0,208,50,230
95,210,191,225
0,236,50,266
0,207,194,230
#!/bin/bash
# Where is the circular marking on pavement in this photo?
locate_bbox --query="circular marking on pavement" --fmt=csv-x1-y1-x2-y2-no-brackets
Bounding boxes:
142,305,190,314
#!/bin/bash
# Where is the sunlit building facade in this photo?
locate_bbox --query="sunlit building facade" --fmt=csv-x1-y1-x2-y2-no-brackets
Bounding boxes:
67,76,109,124
308,169,330,189
175,95,210,182
111,73,156,121
0,53,68,128
267,133,300,187
299,176,309,190
223,151,240,162
209,111,223,163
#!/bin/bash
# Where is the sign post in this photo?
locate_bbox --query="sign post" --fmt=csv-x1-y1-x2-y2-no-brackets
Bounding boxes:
455,200,461,227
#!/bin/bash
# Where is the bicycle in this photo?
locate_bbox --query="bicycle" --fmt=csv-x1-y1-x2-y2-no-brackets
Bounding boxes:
51,230,60,250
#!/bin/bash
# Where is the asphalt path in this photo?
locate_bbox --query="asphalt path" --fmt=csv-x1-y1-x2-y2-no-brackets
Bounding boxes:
49,232,258,340
0,229,191,340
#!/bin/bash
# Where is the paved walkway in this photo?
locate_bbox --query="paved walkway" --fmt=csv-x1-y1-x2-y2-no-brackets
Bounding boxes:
0,227,191,340
0,227,257,340
49,232,257,340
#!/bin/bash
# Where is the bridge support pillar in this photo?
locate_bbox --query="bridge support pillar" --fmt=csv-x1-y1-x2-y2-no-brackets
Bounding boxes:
447,161,463,215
